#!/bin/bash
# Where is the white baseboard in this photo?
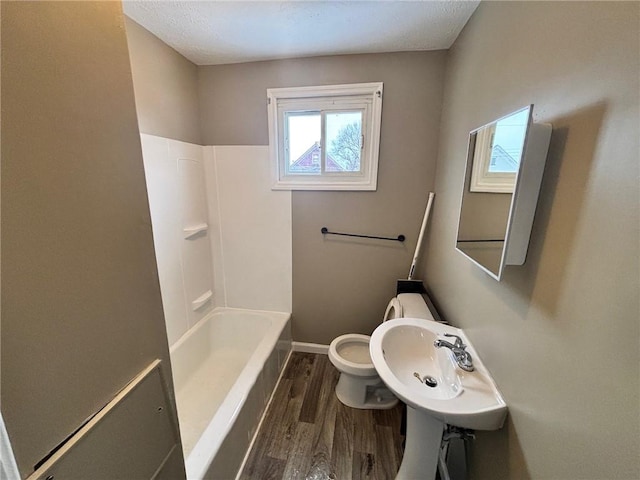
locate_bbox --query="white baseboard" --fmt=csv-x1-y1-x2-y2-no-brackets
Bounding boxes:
291,341,329,355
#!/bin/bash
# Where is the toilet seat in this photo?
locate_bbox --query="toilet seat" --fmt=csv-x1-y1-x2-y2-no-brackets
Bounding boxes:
383,297,403,321
328,334,377,377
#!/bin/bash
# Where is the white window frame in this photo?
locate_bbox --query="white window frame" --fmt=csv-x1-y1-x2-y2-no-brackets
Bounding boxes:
267,82,383,191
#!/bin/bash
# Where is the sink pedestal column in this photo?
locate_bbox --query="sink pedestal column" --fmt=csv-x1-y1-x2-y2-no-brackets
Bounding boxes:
396,406,444,480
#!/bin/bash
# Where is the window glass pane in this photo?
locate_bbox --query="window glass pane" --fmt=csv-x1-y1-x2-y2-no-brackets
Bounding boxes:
286,112,321,174
326,111,363,172
489,108,529,173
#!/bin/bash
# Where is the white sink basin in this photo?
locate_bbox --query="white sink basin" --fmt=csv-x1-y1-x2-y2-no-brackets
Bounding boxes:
370,318,507,431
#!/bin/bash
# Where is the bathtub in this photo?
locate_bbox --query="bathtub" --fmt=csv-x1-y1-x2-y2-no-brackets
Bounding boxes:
169,307,292,479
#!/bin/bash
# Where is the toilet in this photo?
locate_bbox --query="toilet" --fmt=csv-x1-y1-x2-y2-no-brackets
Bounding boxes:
328,293,437,409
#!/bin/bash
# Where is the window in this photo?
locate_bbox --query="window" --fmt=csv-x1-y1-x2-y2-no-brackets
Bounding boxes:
267,82,383,190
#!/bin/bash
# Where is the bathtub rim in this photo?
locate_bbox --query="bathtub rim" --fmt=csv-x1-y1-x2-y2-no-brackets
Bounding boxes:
169,306,290,357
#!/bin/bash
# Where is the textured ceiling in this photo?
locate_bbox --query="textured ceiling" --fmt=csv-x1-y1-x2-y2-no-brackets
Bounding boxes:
123,1,480,66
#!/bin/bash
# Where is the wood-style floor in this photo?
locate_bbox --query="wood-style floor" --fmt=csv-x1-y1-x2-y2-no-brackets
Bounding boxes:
240,352,405,480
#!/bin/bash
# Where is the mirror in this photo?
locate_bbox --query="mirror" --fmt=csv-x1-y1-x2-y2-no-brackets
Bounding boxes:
456,105,551,280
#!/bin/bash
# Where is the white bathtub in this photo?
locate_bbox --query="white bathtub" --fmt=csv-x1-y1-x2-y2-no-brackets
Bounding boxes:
169,307,291,479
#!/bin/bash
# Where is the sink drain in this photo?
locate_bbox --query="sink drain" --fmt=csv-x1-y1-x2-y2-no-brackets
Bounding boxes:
413,371,438,387
423,376,438,388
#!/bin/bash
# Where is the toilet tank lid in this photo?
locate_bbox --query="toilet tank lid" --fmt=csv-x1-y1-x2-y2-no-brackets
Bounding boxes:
397,293,435,321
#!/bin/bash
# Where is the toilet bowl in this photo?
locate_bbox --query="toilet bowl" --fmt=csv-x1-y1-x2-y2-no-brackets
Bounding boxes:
328,293,435,409
328,333,395,409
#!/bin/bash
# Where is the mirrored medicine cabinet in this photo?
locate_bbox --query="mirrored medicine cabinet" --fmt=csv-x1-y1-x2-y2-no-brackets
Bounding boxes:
456,105,552,280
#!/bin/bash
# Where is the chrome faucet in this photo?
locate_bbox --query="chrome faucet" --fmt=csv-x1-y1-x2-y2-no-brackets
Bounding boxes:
434,333,475,372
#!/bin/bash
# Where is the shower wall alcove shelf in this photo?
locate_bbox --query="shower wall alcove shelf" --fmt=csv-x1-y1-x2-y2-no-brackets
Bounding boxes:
321,227,405,242
191,290,213,311
183,223,209,239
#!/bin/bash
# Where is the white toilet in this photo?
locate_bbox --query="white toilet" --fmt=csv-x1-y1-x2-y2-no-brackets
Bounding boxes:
328,293,437,409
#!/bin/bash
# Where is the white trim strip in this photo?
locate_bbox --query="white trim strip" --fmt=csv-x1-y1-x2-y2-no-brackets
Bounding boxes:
0,412,20,480
291,341,329,354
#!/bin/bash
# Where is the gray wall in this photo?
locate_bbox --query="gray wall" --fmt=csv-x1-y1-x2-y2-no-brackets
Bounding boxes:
421,2,639,479
125,17,201,145
1,2,183,476
198,52,446,343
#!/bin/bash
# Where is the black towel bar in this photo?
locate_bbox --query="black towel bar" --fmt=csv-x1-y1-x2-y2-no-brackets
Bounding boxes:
321,227,405,242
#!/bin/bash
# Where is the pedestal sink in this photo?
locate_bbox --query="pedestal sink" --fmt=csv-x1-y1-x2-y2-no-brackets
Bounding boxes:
369,318,507,480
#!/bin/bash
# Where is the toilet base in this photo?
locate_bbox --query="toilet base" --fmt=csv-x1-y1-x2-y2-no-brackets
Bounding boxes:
335,372,399,410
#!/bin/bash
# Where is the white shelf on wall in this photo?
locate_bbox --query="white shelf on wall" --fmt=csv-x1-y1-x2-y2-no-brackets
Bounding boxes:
191,290,213,311
183,223,208,240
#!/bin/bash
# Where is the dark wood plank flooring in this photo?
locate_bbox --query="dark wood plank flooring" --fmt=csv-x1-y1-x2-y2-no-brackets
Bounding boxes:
240,352,404,480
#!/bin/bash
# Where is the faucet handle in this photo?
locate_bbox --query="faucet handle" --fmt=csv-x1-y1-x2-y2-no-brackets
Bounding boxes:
444,333,465,349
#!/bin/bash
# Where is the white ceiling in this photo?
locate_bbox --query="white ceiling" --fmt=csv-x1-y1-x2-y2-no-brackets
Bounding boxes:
123,1,480,66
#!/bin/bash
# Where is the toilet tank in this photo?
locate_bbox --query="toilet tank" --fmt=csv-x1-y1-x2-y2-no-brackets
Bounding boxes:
383,293,436,321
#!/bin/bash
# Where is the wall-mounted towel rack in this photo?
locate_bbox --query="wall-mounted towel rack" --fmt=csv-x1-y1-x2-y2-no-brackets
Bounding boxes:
321,227,405,242
457,239,505,243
